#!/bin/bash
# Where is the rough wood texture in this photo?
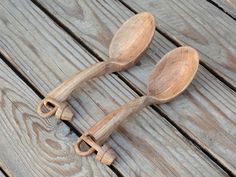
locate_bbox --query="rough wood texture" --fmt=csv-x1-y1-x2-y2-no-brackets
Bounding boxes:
147,47,199,102
37,12,155,121
121,0,236,88
0,164,12,177
0,0,228,176
75,46,199,165
37,0,236,87
0,60,116,177
0,171,6,177
211,0,236,18
33,0,236,174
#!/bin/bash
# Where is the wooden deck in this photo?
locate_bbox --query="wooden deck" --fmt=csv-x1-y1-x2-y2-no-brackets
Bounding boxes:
0,0,235,176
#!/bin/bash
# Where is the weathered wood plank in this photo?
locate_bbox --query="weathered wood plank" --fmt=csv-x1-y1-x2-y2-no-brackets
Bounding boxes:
210,0,236,18
0,171,6,177
0,163,12,177
0,59,117,177
121,0,236,88
0,0,228,176
34,0,236,87
32,0,236,173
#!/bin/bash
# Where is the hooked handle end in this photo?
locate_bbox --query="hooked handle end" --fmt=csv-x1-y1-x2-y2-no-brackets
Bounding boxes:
37,98,73,121
75,133,116,165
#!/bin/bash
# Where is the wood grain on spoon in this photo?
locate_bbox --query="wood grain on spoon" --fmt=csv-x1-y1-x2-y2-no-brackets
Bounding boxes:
37,12,155,121
148,46,199,102
75,46,199,165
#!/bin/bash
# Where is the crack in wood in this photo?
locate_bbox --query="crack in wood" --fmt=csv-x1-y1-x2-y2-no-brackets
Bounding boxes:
205,0,236,21
1,0,234,176
0,51,125,177
118,0,236,93
0,166,10,177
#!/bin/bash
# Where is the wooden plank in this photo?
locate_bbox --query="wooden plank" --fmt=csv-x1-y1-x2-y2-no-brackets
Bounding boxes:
0,60,117,176
210,0,236,18
0,171,6,177
0,164,12,177
121,0,236,88
0,0,228,176
30,0,236,173
120,0,236,88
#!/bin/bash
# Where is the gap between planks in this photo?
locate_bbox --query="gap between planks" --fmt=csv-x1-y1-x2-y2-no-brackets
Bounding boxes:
27,0,236,176
118,0,236,93
0,56,118,177
0,162,12,177
0,53,125,177
31,0,236,95
1,0,234,175
205,0,236,20
0,167,10,177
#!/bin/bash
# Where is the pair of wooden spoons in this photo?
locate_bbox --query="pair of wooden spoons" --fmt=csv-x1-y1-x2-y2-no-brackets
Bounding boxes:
75,46,199,165
36,11,199,165
37,12,156,120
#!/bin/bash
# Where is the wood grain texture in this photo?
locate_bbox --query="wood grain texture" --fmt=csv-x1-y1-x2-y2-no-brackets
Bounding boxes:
37,0,236,88
0,60,117,177
121,0,236,87
32,0,236,173
0,163,13,177
210,0,236,18
0,171,6,177
37,12,155,120
0,0,228,176
75,46,199,165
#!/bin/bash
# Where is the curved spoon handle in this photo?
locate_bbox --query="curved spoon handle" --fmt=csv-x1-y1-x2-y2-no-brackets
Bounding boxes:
49,61,110,101
37,61,112,120
90,96,154,141
75,96,155,165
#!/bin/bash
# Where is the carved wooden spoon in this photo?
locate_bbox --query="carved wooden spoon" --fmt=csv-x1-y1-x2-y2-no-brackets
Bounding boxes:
75,46,199,165
37,12,155,121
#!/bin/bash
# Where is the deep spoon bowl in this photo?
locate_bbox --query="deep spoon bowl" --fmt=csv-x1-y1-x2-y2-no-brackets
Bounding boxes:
37,12,155,120
109,12,155,69
148,46,199,103
75,46,199,165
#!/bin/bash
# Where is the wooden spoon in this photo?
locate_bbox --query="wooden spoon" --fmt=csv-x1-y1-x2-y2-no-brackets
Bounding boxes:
75,46,199,165
37,12,155,120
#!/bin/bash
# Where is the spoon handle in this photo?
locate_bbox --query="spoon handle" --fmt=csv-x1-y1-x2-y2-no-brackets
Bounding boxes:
90,96,153,142
47,61,109,102
75,96,155,165
37,61,112,120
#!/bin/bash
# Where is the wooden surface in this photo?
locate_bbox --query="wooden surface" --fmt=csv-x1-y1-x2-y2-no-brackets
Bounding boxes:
37,12,155,120
77,46,199,165
0,171,5,177
0,59,116,177
0,0,230,176
120,0,236,88
33,0,236,174
34,0,236,87
0,0,235,176
211,0,236,18
0,164,12,177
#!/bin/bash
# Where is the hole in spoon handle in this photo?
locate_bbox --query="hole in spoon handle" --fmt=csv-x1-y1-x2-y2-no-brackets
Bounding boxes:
75,133,116,165
37,98,73,121
37,98,58,118
75,133,96,156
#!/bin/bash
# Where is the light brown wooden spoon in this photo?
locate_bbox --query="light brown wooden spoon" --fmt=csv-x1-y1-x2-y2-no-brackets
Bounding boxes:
37,12,155,121
75,46,199,165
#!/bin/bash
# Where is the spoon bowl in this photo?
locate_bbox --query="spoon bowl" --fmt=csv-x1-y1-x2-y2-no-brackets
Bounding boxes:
109,12,155,69
148,46,199,103
37,12,155,120
75,46,199,165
